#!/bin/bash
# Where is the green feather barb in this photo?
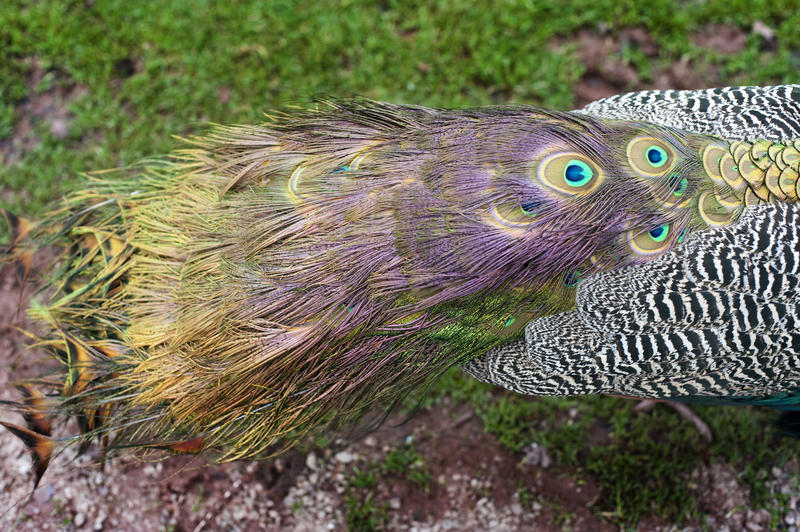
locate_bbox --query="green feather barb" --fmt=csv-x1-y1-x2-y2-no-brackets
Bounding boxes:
3,100,799,480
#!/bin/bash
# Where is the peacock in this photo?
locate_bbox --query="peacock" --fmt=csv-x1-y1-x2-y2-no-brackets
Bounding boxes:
3,85,800,489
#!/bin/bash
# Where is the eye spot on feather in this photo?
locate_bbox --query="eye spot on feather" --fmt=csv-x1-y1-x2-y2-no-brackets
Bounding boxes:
536,153,603,195
287,164,309,202
669,173,689,197
718,152,747,193
489,199,539,229
698,191,741,226
563,270,581,287
520,200,541,216
564,160,593,186
351,150,369,170
627,137,675,177
647,146,667,167
648,224,669,242
657,172,692,208
629,224,675,255
701,144,730,187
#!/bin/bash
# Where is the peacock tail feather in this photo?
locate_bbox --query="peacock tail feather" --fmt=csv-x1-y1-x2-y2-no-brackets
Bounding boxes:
3,96,800,486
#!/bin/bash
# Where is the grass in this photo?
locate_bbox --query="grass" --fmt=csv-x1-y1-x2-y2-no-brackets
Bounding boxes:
343,445,432,530
344,491,388,532
344,469,386,532
381,444,431,490
191,485,204,513
2,0,800,528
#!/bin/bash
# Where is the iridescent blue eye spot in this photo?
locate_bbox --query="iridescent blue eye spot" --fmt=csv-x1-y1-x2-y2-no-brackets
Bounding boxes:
648,224,670,242
564,160,593,187
520,200,540,215
647,146,668,168
668,173,688,197
677,228,687,243
331,165,351,173
563,271,582,287
647,149,663,164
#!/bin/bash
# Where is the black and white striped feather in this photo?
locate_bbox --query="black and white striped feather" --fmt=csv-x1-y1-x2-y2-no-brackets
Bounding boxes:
465,85,800,405
578,85,800,141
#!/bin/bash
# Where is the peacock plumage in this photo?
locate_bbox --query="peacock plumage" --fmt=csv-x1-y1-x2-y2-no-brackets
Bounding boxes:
3,85,800,487
467,86,800,403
